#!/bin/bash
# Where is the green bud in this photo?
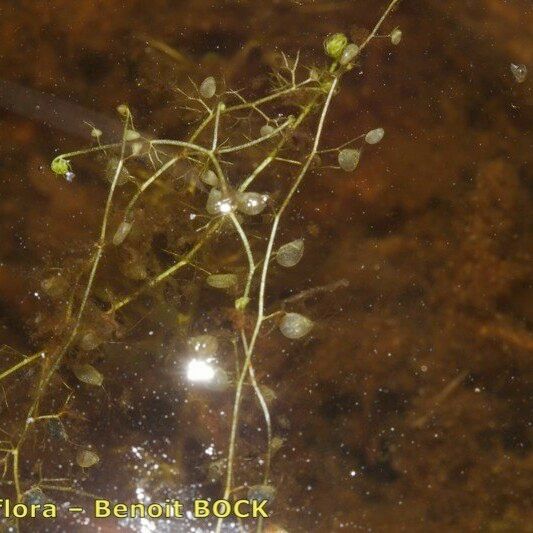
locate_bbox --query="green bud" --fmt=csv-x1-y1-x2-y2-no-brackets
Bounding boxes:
324,33,348,59
235,296,250,310
51,156,70,175
116,103,130,117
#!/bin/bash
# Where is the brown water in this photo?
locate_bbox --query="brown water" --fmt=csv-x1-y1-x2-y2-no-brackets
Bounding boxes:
0,1,532,532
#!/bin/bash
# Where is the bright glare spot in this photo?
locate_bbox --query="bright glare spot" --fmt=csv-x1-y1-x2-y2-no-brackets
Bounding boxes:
218,200,233,214
186,359,215,383
139,518,157,532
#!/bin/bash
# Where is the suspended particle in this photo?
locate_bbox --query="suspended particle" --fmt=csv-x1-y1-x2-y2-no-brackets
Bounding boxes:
41,274,68,298
278,414,291,430
65,171,75,183
260,384,277,403
248,484,276,503
510,63,527,83
391,28,402,45
310,153,322,169
78,331,103,351
206,273,238,289
260,124,275,137
208,458,226,479
201,169,219,187
276,239,304,268
279,312,313,339
188,334,219,357
199,76,217,99
23,487,49,506
112,220,132,246
236,192,268,216
76,448,100,468
270,436,285,455
339,43,360,66
365,127,385,145
338,148,360,172
206,188,235,215
72,363,104,387
105,157,130,186
48,418,68,441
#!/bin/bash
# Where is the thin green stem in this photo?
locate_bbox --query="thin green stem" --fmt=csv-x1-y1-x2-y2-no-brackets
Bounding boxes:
218,116,293,154
217,74,339,533
0,352,42,382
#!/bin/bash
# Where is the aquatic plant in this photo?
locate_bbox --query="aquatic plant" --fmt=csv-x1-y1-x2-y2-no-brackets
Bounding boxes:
0,1,402,531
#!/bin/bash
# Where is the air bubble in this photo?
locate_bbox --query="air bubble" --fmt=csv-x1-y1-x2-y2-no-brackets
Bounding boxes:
279,312,313,339
41,274,68,297
79,331,103,351
200,76,217,99
76,449,100,468
365,127,385,145
201,169,219,187
338,148,360,172
23,487,48,506
48,418,68,441
206,188,235,215
260,124,275,137
236,192,268,216
260,385,277,403
72,363,104,386
112,220,132,246
276,239,304,268
206,273,238,289
339,43,359,66
391,28,402,45
510,63,527,83
105,157,130,186
248,484,276,502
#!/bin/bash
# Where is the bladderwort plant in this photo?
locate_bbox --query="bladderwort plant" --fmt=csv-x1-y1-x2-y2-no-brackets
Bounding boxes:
0,1,402,531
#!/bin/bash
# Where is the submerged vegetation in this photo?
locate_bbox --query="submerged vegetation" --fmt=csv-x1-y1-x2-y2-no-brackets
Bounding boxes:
1,1,403,530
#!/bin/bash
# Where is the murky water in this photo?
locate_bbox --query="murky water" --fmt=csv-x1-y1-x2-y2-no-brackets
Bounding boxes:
0,1,531,532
